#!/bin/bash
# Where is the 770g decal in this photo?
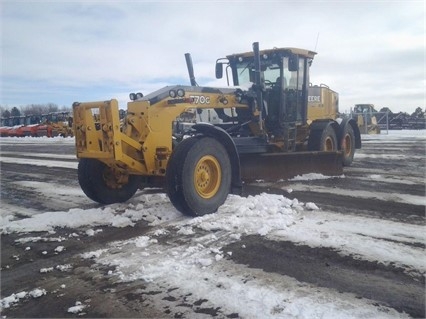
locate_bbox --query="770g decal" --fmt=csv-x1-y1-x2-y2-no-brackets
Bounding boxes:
190,95,211,104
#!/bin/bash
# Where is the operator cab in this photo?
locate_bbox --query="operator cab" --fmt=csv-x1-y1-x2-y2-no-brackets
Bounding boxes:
217,48,316,140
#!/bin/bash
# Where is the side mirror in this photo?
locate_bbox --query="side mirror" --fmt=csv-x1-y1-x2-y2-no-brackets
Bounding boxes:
215,62,223,79
289,54,299,72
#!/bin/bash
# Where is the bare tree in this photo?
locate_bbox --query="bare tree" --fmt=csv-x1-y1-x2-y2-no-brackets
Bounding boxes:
19,103,72,116
46,103,59,113
2,104,72,120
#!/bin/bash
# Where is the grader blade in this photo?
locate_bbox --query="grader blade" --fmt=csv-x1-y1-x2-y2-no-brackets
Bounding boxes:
239,151,343,182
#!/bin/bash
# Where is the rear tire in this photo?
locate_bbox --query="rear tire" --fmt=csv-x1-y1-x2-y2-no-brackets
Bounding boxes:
166,137,231,216
78,158,141,204
341,124,355,166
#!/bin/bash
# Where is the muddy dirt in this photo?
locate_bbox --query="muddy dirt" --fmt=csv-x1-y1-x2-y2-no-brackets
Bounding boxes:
1,135,425,318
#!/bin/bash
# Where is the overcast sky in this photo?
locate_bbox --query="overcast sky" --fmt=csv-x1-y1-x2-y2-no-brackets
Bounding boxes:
1,1,424,114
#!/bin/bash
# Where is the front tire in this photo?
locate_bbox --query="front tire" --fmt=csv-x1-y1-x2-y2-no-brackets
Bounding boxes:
78,158,141,204
166,137,231,216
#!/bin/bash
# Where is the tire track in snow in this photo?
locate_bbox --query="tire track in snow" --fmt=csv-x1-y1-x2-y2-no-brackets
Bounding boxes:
78,193,415,318
0,155,78,169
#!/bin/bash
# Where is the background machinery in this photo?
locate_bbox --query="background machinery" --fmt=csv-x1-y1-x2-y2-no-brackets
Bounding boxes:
0,112,74,137
349,104,426,132
350,104,381,134
72,42,361,216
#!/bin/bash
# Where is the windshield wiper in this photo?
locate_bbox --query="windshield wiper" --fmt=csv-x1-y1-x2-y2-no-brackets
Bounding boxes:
239,62,253,76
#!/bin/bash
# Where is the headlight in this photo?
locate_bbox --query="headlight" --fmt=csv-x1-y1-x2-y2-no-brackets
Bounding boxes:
136,92,143,99
129,93,136,101
177,88,185,97
169,90,177,98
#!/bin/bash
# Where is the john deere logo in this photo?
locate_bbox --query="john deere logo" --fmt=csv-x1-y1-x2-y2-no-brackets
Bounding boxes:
308,95,321,102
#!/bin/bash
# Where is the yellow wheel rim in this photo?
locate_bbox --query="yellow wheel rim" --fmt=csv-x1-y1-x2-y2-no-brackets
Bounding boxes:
324,136,334,151
194,155,221,199
343,134,352,156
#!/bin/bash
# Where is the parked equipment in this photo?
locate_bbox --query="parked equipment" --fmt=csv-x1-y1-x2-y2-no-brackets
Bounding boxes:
0,112,74,137
72,42,361,216
375,109,426,130
351,104,381,134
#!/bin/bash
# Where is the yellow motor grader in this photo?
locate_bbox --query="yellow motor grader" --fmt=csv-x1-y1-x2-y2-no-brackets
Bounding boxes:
72,42,361,216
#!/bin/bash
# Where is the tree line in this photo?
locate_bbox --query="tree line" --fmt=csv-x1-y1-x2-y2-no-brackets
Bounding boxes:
0,103,72,119
378,107,425,119
1,103,424,119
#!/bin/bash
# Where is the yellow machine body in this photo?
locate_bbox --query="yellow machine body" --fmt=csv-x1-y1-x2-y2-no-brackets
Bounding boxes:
72,43,361,216
73,88,246,177
307,84,339,121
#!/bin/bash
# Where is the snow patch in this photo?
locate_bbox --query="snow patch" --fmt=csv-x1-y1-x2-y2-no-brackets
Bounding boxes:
1,288,47,310
290,173,345,181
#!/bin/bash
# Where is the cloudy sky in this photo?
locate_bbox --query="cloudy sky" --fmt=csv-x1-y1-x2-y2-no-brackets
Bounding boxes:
1,1,424,114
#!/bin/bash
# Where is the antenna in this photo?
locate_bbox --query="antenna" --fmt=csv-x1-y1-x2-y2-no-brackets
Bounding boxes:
314,32,320,51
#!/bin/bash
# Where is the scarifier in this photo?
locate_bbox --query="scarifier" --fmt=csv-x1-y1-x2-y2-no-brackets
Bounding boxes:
72,42,361,216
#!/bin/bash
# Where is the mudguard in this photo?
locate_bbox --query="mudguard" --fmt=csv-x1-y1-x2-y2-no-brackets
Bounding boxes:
192,123,242,195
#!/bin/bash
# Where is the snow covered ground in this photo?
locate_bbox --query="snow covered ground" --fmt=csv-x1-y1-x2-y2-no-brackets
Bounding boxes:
0,130,425,318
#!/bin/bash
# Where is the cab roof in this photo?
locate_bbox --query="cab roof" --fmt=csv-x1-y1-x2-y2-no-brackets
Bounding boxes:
227,47,317,60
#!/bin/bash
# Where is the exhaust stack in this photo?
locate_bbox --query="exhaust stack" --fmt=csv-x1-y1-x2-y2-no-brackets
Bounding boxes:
184,53,197,86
